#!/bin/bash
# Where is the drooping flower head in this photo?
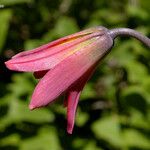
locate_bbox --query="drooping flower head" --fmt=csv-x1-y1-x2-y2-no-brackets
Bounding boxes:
5,26,150,134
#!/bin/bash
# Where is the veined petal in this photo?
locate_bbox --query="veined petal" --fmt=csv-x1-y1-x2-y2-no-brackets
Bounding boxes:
66,62,96,134
29,33,113,109
13,27,105,58
5,27,105,72
66,90,80,134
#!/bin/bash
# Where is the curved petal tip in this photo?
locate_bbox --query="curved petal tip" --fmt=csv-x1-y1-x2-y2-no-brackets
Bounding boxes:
5,61,16,71
67,127,73,134
29,104,35,110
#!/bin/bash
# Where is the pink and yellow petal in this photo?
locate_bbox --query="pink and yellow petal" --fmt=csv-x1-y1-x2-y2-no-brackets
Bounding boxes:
12,26,105,59
5,27,107,72
29,33,113,109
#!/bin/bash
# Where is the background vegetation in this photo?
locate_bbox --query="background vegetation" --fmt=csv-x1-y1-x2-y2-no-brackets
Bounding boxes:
0,0,150,149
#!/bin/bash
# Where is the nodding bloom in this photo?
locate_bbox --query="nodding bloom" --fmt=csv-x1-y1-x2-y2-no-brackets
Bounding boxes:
5,26,150,134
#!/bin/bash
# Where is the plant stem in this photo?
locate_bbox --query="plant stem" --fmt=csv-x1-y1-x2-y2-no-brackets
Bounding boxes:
109,28,150,48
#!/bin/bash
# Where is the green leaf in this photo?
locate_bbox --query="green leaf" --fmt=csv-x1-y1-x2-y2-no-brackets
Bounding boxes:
0,134,20,147
76,109,89,127
53,16,79,36
8,73,35,97
107,41,136,66
121,84,150,104
123,129,150,149
8,100,54,123
126,5,149,20
125,60,149,83
81,83,97,100
43,16,79,43
20,127,61,150
24,39,42,50
0,9,12,52
0,96,54,130
0,0,33,5
83,141,103,150
121,109,150,130
92,115,124,148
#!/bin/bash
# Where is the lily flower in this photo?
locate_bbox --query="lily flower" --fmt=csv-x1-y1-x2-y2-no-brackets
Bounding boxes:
5,26,150,134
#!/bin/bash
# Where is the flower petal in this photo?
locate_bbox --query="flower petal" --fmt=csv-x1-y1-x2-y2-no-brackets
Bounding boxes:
12,27,104,58
29,33,113,109
5,27,105,72
66,62,96,134
66,90,80,134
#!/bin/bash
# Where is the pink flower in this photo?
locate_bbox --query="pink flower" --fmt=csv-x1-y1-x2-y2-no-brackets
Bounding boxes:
5,26,113,134
5,26,150,134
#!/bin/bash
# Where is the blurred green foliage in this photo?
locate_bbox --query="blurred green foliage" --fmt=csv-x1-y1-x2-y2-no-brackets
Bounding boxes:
0,0,150,150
